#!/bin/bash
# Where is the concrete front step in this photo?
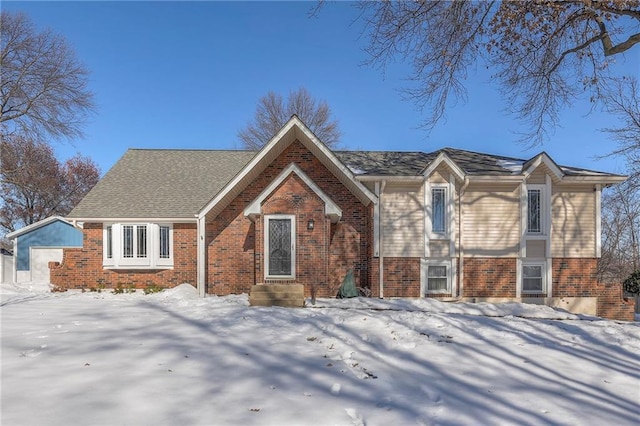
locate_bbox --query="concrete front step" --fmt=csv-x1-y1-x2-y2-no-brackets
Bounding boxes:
249,284,304,308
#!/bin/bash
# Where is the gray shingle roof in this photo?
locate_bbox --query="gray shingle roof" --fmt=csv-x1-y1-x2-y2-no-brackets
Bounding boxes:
70,147,623,219
68,149,256,219
335,151,437,175
337,148,625,177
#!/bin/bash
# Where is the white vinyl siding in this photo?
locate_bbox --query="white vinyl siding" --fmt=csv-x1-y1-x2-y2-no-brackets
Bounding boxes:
551,186,596,257
381,184,424,257
462,184,521,257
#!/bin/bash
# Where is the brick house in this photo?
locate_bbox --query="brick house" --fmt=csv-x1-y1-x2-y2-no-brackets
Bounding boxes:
51,116,634,320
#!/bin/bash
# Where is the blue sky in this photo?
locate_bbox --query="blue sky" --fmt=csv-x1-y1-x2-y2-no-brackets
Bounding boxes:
4,1,639,176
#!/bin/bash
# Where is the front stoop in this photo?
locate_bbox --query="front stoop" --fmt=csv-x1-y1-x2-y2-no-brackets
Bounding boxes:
249,284,305,308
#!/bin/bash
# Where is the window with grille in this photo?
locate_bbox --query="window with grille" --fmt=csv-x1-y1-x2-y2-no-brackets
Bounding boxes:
103,223,172,268
527,189,542,233
432,188,447,234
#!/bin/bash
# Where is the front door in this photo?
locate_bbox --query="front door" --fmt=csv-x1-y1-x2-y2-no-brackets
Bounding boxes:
265,215,295,279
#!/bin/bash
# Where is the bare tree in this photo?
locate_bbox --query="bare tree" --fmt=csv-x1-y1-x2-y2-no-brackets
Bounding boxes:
602,76,640,187
353,0,640,147
0,135,99,233
597,76,640,288
0,11,94,141
238,87,341,150
599,180,640,284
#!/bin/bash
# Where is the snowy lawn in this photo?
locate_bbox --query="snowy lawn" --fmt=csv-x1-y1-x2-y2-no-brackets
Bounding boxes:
1,283,639,426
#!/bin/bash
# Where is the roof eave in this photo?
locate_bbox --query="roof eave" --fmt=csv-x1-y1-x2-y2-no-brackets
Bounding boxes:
6,216,69,239
65,217,199,223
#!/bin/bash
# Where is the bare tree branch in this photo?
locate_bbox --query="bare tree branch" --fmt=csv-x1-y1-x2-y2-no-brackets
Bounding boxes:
238,87,341,150
0,135,99,234
0,11,94,141
353,0,640,147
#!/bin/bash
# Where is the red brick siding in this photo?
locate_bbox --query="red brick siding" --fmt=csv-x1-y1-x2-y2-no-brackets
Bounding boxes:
552,258,598,297
206,140,371,297
50,222,197,290
596,282,635,321
369,258,421,297
463,258,517,297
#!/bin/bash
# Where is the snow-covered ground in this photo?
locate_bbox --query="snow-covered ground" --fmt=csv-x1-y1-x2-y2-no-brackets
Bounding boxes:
1,283,639,426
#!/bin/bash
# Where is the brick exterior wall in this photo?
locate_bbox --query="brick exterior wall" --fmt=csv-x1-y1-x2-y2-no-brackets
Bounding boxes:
206,140,371,298
463,258,517,297
50,222,197,290
551,258,598,297
596,282,636,321
370,258,421,298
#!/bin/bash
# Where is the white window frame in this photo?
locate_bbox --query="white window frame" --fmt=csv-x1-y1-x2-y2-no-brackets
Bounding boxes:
264,214,296,280
521,260,546,294
526,184,546,236
425,183,452,241
121,224,148,264
105,225,113,262
156,224,173,267
103,223,173,269
420,259,452,295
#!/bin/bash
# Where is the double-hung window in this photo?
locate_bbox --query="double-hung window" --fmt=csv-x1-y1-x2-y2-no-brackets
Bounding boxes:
522,263,545,293
104,223,173,269
427,265,448,292
421,260,451,294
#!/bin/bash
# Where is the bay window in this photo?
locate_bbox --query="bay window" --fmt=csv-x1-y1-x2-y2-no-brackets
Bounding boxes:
103,223,173,268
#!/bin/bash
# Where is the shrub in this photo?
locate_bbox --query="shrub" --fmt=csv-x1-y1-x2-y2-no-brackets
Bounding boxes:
144,284,163,295
623,270,640,295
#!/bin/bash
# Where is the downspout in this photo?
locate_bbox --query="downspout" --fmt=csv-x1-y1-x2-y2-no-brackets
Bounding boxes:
196,215,206,298
12,238,17,283
457,177,470,299
379,180,386,299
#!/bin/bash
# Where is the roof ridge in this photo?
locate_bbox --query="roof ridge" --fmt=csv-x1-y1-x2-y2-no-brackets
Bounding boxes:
440,147,527,162
128,148,257,153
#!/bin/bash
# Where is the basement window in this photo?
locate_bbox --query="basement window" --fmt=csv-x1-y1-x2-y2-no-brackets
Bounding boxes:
421,260,451,295
522,263,545,293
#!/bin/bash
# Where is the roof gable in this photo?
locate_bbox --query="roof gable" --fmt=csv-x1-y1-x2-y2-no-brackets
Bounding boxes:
421,152,466,181
522,152,564,180
244,163,342,223
199,115,377,220
6,216,75,239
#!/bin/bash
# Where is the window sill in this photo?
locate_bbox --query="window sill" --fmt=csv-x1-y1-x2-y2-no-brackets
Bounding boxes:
525,234,548,240
103,265,174,270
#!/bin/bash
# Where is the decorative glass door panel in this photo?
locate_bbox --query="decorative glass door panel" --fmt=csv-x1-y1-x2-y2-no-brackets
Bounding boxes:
265,215,295,278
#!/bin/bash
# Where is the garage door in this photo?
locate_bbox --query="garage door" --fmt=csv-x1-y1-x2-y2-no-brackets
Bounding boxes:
30,248,63,283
